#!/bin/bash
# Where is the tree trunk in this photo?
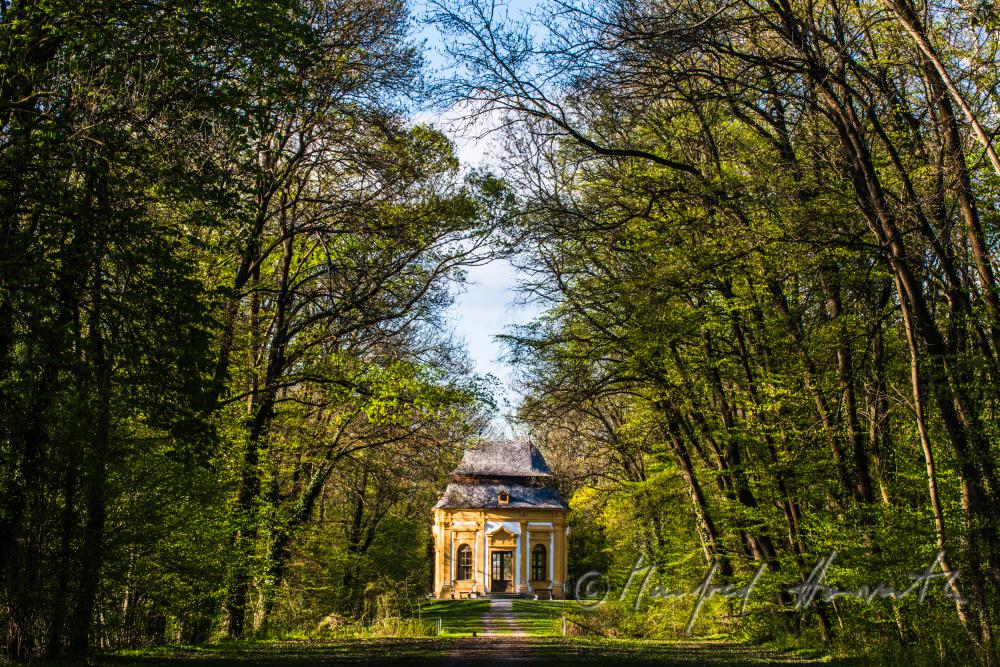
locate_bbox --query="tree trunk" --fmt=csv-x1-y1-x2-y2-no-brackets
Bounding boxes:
226,227,295,638
68,259,112,657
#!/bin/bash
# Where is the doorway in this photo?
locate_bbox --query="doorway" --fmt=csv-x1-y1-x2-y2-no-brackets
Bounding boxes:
490,551,513,592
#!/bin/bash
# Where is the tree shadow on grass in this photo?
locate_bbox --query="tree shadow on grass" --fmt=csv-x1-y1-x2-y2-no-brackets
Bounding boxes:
94,637,867,666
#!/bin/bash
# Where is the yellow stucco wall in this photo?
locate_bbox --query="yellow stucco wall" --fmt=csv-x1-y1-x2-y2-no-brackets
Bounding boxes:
432,507,569,599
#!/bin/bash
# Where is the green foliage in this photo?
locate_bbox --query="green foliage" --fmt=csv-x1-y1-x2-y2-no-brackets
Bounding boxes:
0,0,499,658
432,0,1000,662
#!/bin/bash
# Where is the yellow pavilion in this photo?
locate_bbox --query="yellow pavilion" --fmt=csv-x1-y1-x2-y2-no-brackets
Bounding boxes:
431,440,569,599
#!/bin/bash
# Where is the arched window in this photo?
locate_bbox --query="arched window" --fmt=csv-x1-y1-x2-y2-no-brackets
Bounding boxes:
457,544,473,580
531,543,547,581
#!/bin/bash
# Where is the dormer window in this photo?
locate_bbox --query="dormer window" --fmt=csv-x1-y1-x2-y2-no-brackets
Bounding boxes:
498,490,510,506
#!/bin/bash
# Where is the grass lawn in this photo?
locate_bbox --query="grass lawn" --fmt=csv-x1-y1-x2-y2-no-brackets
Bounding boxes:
96,639,454,665
94,638,866,666
420,599,572,637
510,599,574,636
417,598,571,637
417,599,491,636
88,602,864,665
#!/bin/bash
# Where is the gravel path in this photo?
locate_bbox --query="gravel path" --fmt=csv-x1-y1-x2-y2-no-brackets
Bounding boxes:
480,598,528,637
441,598,530,666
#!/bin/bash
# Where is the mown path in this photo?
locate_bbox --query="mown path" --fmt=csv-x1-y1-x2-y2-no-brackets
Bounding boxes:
440,599,526,666
478,598,527,637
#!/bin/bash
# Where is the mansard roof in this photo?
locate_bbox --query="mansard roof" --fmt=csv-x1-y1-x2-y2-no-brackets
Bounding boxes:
433,439,568,510
450,439,554,478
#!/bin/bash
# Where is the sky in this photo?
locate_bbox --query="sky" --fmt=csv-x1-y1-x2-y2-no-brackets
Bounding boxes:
431,116,543,433
414,0,545,433
448,260,541,428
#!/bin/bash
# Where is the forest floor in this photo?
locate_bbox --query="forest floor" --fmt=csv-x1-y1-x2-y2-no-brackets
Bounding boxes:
92,601,866,666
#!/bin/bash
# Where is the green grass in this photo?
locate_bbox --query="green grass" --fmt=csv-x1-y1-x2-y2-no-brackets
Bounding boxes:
91,602,862,665
417,598,574,637
511,599,575,636
417,599,491,636
95,637,865,666
95,639,454,665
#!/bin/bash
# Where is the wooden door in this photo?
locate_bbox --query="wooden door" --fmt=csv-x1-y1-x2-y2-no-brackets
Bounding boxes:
490,551,513,592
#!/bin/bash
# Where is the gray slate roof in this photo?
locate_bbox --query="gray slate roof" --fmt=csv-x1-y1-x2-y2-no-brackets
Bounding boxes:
434,440,568,510
434,480,568,509
451,439,554,478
